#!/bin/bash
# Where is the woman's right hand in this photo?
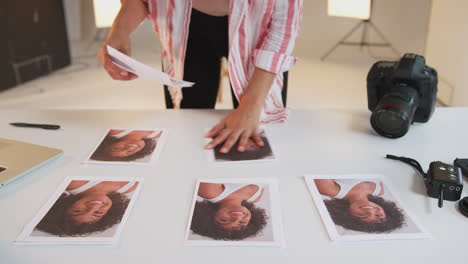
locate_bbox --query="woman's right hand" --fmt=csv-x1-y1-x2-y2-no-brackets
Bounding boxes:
98,35,138,81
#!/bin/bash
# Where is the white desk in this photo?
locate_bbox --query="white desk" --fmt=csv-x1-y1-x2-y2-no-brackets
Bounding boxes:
1,108,467,263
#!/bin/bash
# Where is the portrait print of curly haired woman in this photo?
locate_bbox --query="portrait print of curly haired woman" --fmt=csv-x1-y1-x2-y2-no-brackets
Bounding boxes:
305,175,432,242
186,179,284,247
87,129,165,164
16,177,143,245
210,130,275,163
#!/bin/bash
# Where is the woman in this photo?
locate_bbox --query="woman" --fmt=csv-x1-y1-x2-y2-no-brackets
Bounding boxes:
191,182,268,240
91,129,161,162
98,0,303,154
35,180,138,237
314,178,405,233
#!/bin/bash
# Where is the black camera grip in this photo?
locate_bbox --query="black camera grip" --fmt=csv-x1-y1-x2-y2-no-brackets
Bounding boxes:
438,184,445,208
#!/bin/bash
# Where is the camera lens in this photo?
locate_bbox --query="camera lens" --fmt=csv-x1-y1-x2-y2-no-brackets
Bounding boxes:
370,86,419,138
371,107,409,138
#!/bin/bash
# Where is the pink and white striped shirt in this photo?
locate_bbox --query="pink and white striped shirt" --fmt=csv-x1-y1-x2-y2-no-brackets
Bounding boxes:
143,0,303,123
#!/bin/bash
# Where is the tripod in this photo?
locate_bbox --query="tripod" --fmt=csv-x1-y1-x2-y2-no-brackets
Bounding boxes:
321,1,401,61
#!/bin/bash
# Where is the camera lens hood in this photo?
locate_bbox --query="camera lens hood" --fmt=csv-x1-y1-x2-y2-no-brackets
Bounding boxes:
459,197,468,218
370,105,410,138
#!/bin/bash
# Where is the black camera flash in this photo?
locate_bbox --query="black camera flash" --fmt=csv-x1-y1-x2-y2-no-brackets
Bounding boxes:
386,155,463,208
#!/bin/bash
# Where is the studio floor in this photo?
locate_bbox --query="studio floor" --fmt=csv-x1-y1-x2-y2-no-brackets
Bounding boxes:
0,39,378,111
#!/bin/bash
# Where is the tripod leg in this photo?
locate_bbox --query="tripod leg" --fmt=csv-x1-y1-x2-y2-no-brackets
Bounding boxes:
321,21,364,61
360,21,368,52
368,22,401,58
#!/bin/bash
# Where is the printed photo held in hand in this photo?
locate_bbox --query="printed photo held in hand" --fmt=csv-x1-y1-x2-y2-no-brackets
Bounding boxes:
85,129,167,165
15,176,143,246
207,129,276,164
304,174,432,242
185,178,284,247
107,45,194,88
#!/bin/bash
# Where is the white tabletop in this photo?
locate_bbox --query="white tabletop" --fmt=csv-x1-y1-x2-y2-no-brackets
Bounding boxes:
0,108,467,263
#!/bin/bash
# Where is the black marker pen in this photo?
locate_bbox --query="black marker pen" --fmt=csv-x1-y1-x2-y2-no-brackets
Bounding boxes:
10,123,61,130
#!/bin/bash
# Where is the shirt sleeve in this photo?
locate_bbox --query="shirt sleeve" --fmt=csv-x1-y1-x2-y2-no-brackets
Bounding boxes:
253,0,303,74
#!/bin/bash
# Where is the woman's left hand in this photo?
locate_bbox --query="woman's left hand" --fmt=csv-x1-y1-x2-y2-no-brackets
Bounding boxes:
205,103,264,153
205,67,276,153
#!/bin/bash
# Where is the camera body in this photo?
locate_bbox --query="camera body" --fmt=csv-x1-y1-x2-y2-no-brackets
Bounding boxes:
367,53,438,138
426,161,463,202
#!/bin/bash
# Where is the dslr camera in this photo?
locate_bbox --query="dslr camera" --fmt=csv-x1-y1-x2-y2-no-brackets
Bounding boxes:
367,53,438,138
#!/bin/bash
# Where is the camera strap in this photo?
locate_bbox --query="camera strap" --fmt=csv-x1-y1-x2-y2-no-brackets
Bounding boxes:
386,154,427,178
386,154,459,208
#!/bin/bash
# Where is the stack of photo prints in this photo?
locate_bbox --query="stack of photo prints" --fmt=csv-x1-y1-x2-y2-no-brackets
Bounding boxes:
15,128,281,246
15,128,432,246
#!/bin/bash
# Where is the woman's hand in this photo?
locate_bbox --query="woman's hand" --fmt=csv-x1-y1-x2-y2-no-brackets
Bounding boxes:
205,68,276,153
97,0,148,80
205,101,264,153
97,35,137,81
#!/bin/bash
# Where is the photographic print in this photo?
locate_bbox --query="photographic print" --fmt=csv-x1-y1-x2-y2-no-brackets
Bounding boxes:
207,129,276,164
185,178,284,247
15,176,143,246
304,174,432,242
85,128,167,165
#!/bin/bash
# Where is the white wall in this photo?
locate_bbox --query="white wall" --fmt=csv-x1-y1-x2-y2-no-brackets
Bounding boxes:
63,0,99,41
294,0,432,60
425,0,468,106
63,0,81,41
62,0,157,49
80,0,97,40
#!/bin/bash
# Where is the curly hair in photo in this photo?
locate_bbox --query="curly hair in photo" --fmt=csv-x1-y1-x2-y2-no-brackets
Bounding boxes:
190,201,268,240
90,136,156,162
213,135,273,161
324,195,406,233
34,192,130,237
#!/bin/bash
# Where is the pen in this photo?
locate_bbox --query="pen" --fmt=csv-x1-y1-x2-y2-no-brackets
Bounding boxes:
10,122,61,130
